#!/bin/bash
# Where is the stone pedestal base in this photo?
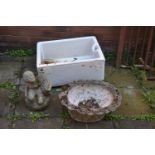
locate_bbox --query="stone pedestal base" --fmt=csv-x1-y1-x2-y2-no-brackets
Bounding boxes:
25,97,50,111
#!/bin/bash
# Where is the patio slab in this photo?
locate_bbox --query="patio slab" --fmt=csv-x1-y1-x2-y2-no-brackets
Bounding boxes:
0,55,25,62
105,66,152,116
113,120,152,129
15,92,63,118
0,61,21,83
44,93,63,117
87,120,114,129
142,80,155,88
148,121,155,129
62,118,87,129
0,89,14,117
14,117,63,129
15,92,31,114
21,56,36,73
105,66,139,88
0,57,155,129
113,87,152,116
0,118,10,129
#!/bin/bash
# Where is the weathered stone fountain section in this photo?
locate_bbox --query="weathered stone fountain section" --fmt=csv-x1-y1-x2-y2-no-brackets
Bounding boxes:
59,81,122,122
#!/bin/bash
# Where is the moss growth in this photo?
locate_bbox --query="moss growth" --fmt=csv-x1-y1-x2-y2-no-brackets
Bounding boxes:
131,67,147,86
104,113,155,122
104,52,115,62
7,112,25,122
60,111,70,129
142,88,155,106
28,112,49,123
7,112,49,123
6,49,33,57
60,111,70,120
0,81,19,105
130,67,155,107
104,113,125,120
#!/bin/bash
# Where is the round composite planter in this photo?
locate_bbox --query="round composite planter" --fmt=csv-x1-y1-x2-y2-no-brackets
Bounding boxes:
59,81,122,123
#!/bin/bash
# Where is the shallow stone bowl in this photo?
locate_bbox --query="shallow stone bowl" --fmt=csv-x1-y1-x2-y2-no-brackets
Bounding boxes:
59,81,122,122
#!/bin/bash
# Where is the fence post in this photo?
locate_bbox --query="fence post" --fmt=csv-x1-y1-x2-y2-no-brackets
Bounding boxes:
116,27,126,68
144,27,154,69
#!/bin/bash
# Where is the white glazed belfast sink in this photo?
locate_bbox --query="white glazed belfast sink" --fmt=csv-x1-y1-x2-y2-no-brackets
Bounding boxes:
37,36,105,86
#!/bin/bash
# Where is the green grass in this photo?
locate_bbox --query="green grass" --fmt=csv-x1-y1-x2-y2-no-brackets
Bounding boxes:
60,111,70,120
60,111,70,129
131,67,147,84
7,112,26,122
130,67,155,107
104,113,155,122
28,112,49,123
6,49,33,57
104,51,115,63
7,112,49,123
0,81,16,90
142,88,155,106
0,81,19,105
104,113,125,120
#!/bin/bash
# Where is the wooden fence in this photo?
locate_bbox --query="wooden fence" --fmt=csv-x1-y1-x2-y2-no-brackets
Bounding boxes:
116,26,155,79
0,26,120,51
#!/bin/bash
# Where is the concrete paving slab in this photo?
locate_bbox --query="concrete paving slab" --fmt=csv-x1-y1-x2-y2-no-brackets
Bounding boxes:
0,89,14,117
113,120,152,129
87,120,114,129
44,93,63,117
148,121,155,129
15,92,63,118
63,118,86,129
0,118,10,129
14,117,63,129
15,92,30,114
113,87,152,116
22,56,36,73
0,55,25,62
105,66,139,88
0,61,21,83
142,80,155,88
